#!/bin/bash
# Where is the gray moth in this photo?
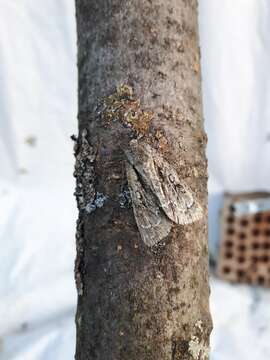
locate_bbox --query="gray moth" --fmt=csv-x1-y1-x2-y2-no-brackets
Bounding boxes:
125,140,203,246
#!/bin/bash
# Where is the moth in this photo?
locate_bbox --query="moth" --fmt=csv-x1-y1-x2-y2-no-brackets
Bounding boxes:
125,140,203,246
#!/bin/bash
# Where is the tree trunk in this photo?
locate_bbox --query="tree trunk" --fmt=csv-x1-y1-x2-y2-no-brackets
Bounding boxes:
74,1,212,359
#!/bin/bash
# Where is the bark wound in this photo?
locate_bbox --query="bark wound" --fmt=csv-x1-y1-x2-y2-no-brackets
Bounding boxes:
100,84,153,137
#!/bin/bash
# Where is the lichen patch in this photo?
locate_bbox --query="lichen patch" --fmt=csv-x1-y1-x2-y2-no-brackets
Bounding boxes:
85,192,108,214
118,189,132,209
188,336,209,360
73,129,97,296
188,320,209,359
73,129,96,212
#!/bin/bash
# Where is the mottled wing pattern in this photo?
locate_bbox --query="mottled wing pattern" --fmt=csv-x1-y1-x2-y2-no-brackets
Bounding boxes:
152,151,203,224
125,161,172,246
127,140,203,226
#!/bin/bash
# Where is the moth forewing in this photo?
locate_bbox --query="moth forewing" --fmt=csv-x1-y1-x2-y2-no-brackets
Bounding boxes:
127,140,203,225
125,162,171,246
153,153,203,225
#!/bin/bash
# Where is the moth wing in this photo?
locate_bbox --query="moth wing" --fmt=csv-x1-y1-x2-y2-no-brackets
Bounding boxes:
126,162,172,246
149,150,203,225
153,153,203,224
127,140,203,225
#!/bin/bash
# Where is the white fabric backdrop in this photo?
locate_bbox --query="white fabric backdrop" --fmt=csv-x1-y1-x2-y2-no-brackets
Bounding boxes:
199,2,270,359
0,1,77,358
1,0,270,359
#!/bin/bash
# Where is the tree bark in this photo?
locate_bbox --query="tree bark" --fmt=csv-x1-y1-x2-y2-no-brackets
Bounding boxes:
74,1,212,359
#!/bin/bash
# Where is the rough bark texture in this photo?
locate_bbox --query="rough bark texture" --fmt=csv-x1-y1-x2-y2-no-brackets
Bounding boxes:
74,1,212,359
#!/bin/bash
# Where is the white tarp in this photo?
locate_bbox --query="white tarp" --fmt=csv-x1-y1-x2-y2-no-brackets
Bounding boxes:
1,0,270,359
0,1,77,358
200,1,270,359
